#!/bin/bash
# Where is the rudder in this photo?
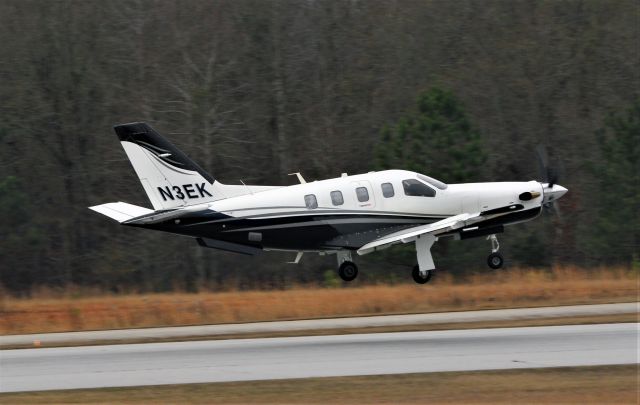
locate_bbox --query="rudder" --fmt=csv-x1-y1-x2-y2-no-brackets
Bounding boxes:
114,122,224,210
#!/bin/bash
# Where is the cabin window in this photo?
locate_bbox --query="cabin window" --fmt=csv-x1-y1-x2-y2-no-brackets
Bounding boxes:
356,187,369,202
381,182,395,198
304,194,318,209
330,190,344,206
402,179,435,197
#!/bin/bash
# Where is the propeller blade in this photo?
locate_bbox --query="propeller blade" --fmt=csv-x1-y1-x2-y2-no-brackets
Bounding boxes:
548,167,558,188
535,145,549,183
553,201,563,220
535,145,567,222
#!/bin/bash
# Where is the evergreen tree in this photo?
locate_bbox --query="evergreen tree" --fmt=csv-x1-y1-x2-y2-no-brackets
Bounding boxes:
589,100,640,266
375,88,487,183
372,88,489,276
0,176,45,293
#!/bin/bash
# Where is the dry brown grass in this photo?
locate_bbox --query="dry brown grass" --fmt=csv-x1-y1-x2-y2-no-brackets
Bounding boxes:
1,266,637,335
0,365,637,404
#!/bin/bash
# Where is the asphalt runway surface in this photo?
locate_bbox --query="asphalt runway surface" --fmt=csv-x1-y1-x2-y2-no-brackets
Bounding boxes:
1,323,637,393
1,302,636,347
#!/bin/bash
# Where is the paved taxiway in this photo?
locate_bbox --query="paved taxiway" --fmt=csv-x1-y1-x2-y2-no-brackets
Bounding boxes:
1,323,637,393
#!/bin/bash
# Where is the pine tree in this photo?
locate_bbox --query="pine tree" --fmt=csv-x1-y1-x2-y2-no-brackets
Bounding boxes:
371,88,488,275
589,99,640,266
375,88,487,183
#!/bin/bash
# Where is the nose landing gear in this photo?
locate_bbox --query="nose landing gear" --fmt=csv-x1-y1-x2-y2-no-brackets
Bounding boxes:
486,234,504,269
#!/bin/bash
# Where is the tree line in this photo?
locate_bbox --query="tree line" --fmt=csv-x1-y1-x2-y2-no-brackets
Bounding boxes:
0,0,638,294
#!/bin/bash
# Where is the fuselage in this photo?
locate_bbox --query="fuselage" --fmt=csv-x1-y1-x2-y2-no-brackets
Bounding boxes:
92,122,569,278
134,170,546,252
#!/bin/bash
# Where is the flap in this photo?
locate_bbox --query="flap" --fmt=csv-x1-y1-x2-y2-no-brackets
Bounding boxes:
357,212,482,255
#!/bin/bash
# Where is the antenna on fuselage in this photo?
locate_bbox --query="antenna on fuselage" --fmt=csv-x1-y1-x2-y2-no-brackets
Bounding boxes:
288,172,307,184
239,179,253,195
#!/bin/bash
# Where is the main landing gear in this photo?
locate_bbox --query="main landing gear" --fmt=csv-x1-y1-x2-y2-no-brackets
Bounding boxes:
486,234,504,269
336,251,358,281
335,233,504,283
411,233,437,284
338,261,358,281
412,265,433,284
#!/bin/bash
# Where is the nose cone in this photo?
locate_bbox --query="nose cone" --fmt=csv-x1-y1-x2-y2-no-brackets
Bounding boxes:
554,185,568,199
542,183,568,204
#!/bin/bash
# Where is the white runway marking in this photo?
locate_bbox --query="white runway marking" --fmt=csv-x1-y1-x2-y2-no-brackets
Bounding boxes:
1,323,637,393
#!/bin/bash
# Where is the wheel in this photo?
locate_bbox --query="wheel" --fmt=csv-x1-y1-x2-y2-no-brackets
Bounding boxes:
487,252,504,269
338,261,358,281
412,265,433,284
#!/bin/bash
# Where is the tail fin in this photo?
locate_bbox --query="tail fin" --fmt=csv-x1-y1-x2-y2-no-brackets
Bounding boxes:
114,122,226,210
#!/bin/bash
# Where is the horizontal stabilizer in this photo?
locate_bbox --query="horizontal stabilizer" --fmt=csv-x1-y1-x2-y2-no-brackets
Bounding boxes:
122,204,211,225
89,202,153,223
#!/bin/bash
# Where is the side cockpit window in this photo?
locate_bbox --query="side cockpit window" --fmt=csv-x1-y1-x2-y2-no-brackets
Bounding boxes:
304,194,318,209
381,182,395,198
356,187,369,202
330,190,344,206
402,179,435,197
417,174,447,190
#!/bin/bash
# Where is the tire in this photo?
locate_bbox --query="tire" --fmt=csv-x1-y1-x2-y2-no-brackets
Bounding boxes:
412,265,432,284
487,252,504,269
338,261,358,281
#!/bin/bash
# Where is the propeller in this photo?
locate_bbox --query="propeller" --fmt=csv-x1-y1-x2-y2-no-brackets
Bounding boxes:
535,145,567,217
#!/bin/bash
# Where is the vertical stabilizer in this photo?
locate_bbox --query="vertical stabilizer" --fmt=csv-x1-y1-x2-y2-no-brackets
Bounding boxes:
114,122,227,210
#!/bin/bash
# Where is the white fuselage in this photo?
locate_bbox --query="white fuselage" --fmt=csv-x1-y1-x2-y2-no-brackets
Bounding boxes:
94,122,569,276
207,170,544,223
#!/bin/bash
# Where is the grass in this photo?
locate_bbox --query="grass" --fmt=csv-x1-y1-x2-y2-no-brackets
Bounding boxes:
1,266,637,335
0,365,637,404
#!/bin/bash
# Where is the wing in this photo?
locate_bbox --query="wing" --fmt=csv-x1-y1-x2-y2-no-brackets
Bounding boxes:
357,212,483,255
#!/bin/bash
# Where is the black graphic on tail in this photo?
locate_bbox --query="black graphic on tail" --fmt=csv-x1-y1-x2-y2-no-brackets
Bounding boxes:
114,122,214,183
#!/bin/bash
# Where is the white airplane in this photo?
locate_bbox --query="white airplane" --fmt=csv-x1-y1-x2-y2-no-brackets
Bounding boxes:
90,122,568,284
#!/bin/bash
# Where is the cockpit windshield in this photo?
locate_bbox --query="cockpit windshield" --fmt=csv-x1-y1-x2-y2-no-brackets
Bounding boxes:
417,173,448,190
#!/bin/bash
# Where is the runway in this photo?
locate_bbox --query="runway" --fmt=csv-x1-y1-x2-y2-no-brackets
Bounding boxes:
1,323,637,393
1,302,636,347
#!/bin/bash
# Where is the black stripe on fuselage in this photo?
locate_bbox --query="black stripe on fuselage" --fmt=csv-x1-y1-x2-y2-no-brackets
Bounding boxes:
130,207,542,252
225,216,432,233
183,208,449,227
474,206,542,229
136,212,440,250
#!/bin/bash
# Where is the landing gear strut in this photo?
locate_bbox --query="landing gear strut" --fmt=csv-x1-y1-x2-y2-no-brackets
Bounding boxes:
412,234,437,284
486,234,504,269
336,251,358,281
412,265,432,284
